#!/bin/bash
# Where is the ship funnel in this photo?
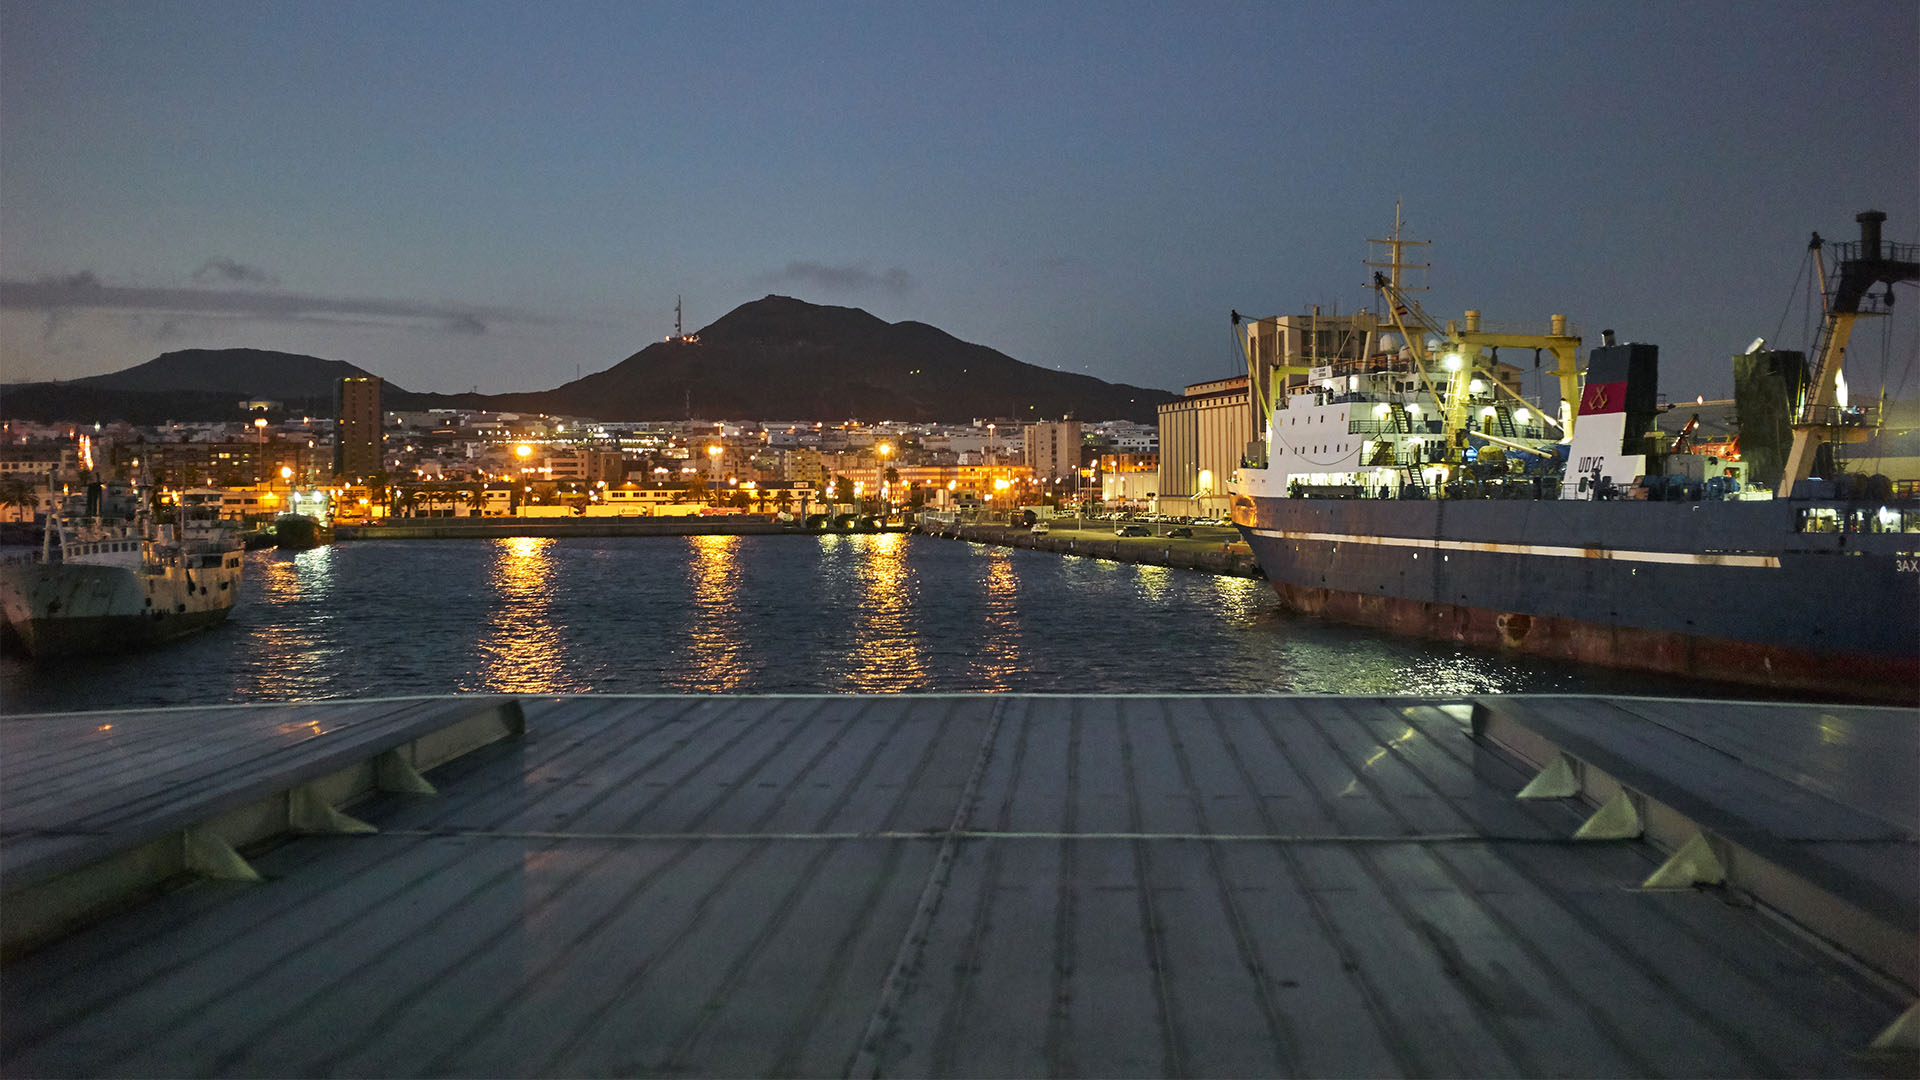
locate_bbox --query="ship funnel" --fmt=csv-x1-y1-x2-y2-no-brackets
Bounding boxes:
1601,329,1617,347
1464,310,1481,332
1550,314,1567,336
1856,210,1886,260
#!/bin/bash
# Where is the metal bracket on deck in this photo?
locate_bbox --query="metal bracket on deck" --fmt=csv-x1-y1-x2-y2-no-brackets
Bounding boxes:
183,828,261,882
375,749,437,795
1872,1001,1920,1050
289,785,376,835
1516,754,1580,799
1574,791,1643,839
1641,833,1725,889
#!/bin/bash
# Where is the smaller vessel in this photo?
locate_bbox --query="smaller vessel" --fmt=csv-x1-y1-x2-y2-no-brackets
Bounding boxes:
0,489,244,659
273,514,334,550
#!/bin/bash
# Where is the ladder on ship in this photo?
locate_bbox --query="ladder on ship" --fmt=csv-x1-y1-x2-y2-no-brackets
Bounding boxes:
1388,403,1414,433
1490,403,1520,439
1393,462,1428,499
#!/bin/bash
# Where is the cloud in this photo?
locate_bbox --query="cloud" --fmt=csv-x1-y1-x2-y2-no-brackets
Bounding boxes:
0,272,537,336
762,261,915,296
192,258,279,286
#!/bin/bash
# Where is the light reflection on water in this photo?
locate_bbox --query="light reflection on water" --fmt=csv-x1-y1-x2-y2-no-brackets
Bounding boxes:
0,533,1756,713
843,532,927,692
668,535,747,693
972,545,1021,692
475,537,581,694
236,547,340,701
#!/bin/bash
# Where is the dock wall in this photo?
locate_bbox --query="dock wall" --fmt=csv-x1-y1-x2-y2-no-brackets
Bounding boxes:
920,522,1265,577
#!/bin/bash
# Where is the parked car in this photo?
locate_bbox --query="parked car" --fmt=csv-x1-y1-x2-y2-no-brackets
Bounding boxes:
1167,526,1192,538
1116,524,1150,537
1030,522,1050,535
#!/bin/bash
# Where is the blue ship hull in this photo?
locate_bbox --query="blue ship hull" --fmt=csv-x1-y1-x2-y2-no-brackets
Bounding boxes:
1233,495,1920,702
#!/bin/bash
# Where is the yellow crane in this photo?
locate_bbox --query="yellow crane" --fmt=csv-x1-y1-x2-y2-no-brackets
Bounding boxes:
1776,211,1919,497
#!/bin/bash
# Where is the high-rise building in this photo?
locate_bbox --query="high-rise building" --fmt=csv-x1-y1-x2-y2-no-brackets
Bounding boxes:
332,376,383,480
1023,420,1082,487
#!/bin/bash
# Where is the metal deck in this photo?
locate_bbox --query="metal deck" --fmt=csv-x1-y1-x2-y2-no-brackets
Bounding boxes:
1,694,1914,1077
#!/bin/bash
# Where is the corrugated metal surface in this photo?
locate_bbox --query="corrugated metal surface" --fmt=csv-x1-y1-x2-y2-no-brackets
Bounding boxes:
1,695,1907,1077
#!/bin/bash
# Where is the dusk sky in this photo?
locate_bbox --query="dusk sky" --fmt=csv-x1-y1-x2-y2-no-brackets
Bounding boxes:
2,1,1915,406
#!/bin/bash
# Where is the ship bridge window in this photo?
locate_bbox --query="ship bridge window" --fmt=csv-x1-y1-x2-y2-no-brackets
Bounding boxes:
1797,508,1842,533
1873,506,1920,533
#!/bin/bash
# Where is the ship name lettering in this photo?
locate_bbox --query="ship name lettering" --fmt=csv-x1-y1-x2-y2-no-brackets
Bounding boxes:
1898,557,1920,574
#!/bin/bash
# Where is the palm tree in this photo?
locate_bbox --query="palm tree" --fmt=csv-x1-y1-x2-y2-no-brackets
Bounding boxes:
464,488,487,517
365,472,392,517
0,478,35,523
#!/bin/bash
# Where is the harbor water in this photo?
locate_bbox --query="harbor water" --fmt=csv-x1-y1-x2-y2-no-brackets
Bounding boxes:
0,533,1772,714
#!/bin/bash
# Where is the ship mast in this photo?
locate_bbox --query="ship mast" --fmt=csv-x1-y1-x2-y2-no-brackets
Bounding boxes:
1364,201,1430,299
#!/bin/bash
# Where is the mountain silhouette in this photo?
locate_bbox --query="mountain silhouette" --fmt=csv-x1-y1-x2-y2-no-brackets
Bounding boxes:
472,296,1173,422
1,298,1175,423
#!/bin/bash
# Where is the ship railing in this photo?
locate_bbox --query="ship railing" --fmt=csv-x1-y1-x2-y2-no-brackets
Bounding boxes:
1793,403,1877,428
1828,237,1920,264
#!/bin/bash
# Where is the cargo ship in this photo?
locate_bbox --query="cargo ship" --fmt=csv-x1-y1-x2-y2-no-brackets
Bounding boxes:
0,491,245,659
1228,211,1919,702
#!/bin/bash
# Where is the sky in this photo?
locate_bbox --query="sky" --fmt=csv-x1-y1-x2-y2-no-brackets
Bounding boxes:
2,0,1916,406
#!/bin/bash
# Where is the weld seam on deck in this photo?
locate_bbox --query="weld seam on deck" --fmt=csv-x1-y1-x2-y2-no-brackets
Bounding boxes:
370,827,1580,843
847,694,1013,1079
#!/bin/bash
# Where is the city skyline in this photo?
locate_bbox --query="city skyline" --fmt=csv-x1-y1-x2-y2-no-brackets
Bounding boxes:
2,1,1916,403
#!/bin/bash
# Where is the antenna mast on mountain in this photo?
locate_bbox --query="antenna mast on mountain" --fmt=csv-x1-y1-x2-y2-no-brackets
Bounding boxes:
670,296,700,344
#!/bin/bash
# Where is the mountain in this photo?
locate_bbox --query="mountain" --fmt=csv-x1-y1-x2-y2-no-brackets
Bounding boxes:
476,296,1175,422
0,299,1177,424
0,348,432,424
65,348,411,399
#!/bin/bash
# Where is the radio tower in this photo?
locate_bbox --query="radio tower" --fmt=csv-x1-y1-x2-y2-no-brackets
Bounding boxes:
671,296,700,344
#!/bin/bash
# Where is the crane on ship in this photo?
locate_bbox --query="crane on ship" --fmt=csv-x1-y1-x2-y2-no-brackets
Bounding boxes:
1364,213,1580,481
1776,211,1919,497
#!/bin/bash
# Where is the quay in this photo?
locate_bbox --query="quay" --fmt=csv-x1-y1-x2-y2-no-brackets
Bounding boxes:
2,693,1914,1077
919,519,1265,577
